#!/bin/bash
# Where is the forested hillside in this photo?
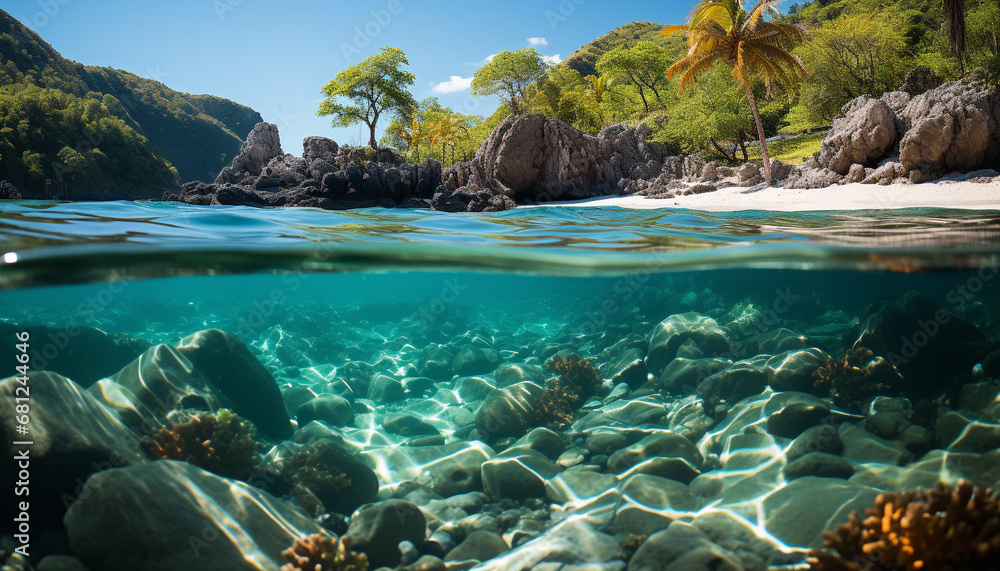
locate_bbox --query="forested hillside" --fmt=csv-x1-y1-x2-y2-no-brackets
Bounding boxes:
0,9,262,197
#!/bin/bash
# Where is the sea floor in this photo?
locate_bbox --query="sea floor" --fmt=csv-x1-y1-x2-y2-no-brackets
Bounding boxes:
3,267,1000,570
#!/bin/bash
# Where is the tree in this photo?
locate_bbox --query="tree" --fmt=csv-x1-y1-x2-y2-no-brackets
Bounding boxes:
317,46,417,149
944,0,966,72
471,48,547,114
665,0,808,184
596,42,671,113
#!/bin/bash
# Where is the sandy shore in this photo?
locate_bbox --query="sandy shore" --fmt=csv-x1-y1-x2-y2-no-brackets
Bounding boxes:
539,179,1000,211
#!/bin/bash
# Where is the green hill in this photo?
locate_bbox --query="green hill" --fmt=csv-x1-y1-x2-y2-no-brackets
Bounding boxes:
561,21,683,78
0,9,262,196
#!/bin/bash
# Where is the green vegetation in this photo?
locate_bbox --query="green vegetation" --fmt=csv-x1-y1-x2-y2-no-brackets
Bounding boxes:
317,46,417,149
0,9,261,195
561,22,684,77
745,131,825,164
471,48,548,114
666,0,808,183
380,97,486,164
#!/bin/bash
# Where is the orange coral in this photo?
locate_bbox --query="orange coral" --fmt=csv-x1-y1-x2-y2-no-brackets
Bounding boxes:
141,409,258,480
281,534,368,571
813,347,902,411
808,480,1000,570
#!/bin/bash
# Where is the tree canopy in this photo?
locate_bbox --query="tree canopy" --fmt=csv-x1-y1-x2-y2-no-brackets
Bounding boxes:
317,46,417,149
596,41,672,113
471,48,548,114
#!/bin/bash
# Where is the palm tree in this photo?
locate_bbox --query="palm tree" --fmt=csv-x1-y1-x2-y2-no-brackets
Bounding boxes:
400,119,425,162
944,0,966,73
664,0,807,184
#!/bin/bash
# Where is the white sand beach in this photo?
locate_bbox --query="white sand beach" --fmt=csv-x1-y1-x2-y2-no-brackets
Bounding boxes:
542,179,1000,211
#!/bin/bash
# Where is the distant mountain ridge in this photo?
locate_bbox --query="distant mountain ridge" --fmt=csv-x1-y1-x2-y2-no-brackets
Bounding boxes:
0,9,262,195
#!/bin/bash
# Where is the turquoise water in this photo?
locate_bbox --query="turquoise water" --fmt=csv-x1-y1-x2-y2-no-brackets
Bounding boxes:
2,201,1000,570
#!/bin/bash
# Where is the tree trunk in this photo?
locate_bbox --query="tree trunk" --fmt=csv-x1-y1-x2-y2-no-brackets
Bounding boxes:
737,130,749,162
637,87,650,114
746,89,772,185
710,137,736,163
369,123,378,149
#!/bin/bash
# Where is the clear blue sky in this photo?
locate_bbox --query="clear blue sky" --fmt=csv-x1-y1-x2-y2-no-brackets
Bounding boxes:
5,0,690,155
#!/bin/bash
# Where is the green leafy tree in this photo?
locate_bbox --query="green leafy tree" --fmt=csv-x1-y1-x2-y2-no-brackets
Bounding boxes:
665,0,808,184
596,42,672,113
471,48,547,114
317,46,417,149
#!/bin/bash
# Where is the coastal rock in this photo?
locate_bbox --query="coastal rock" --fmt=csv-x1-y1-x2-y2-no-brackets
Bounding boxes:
1,372,146,530
64,460,324,571
783,165,844,189
216,122,283,184
898,66,941,96
899,80,1000,173
762,477,879,549
475,520,623,570
346,500,426,568
628,522,744,571
302,136,339,163
480,449,561,500
445,530,509,564
818,96,897,175
0,180,22,199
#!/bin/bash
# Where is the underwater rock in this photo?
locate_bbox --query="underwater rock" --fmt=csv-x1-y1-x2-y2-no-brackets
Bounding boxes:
758,328,812,354
297,394,354,428
764,395,831,439
345,499,426,568
766,348,830,394
63,460,324,571
783,452,855,481
545,470,620,511
480,448,561,501
474,381,546,442
452,345,502,376
839,421,913,465
273,439,379,516
444,530,509,564
607,432,703,484
585,431,627,456
506,427,567,461
696,357,771,412
611,474,697,537
628,522,746,571
854,291,989,399
368,373,405,404
785,423,844,462
657,357,733,395
494,363,546,387
0,321,149,388
474,519,624,570
101,329,292,439
454,376,496,401
647,313,731,377
34,555,88,571
0,371,146,531
425,443,492,497
606,348,648,389
935,409,1000,452
383,412,440,437
762,477,880,549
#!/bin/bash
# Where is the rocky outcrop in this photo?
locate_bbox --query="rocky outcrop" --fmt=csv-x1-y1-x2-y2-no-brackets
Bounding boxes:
166,123,457,211
898,66,941,96
817,96,897,175
0,180,21,199
813,79,1000,184
899,80,1000,176
443,114,672,202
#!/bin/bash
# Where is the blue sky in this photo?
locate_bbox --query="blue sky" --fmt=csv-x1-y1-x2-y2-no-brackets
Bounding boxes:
5,0,688,156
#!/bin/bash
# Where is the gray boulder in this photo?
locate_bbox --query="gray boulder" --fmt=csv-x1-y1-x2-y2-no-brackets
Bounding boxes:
818,96,897,175
216,122,283,184
899,80,1000,174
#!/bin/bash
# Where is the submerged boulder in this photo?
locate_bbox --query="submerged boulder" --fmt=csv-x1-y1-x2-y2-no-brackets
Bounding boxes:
64,461,325,571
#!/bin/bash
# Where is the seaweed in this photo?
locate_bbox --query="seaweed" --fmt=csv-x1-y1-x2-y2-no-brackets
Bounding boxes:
141,409,259,480
280,441,355,517
281,534,368,571
813,347,903,412
535,354,602,428
808,480,1000,570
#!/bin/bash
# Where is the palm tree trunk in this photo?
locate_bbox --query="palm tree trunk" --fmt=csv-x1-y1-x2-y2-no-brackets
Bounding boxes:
746,89,772,185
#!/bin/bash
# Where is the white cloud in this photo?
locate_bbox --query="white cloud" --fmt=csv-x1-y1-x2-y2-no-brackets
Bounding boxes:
541,54,563,65
480,53,497,65
432,75,474,94
527,37,549,46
